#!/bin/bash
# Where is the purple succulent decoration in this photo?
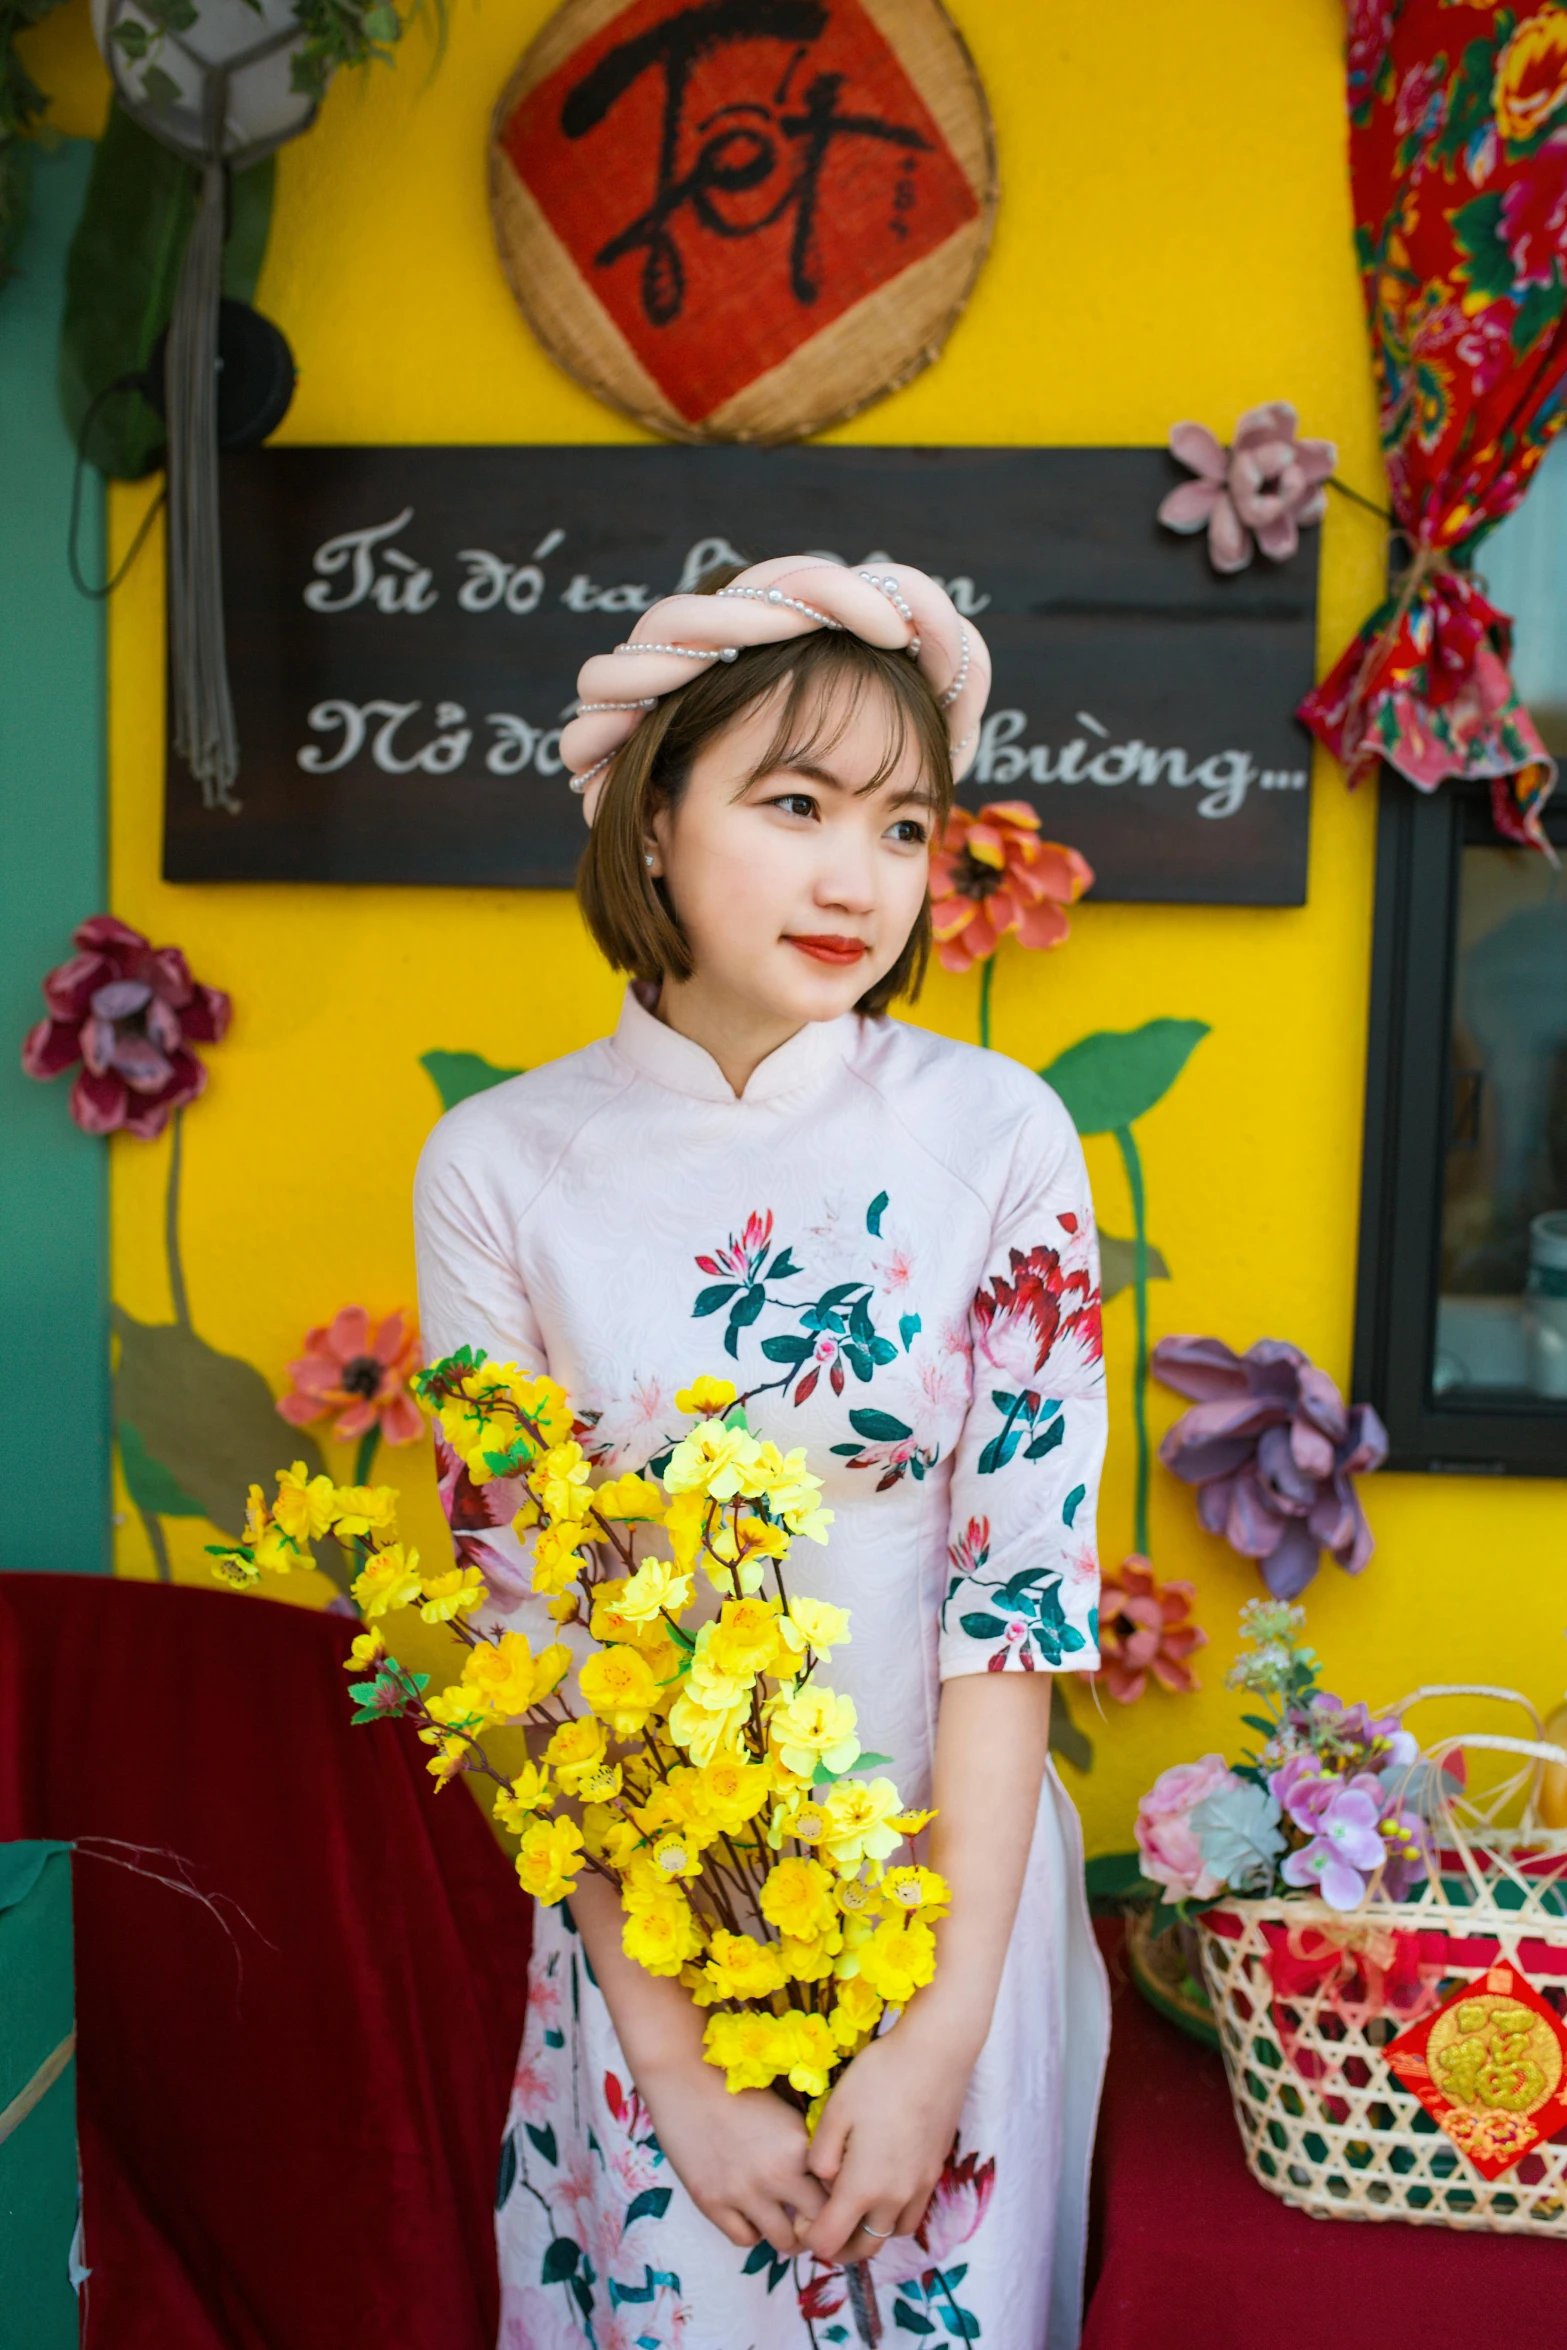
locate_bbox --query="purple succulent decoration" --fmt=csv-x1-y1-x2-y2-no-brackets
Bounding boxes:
1152,1335,1388,1600
1158,402,1336,575
1279,1782,1388,1912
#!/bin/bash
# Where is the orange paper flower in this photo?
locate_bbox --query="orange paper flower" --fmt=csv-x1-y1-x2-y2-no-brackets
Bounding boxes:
928,803,1093,975
278,1307,423,1445
1092,1555,1206,1703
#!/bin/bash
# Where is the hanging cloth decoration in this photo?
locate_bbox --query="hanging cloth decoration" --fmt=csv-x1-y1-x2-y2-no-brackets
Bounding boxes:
90,0,318,811
1299,1,1567,852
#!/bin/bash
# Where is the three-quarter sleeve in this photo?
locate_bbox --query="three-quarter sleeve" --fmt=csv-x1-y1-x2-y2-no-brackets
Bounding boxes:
938,1098,1106,1679
413,1110,551,1623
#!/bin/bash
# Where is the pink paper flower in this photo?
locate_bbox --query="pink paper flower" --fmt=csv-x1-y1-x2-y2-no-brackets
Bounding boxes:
1134,1753,1235,1902
277,1306,424,1445
22,914,231,1139
930,802,1093,975
1159,403,1336,575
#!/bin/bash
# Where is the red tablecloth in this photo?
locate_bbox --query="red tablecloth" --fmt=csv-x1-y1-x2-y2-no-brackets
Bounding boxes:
1084,1918,1567,2350
0,1573,532,2350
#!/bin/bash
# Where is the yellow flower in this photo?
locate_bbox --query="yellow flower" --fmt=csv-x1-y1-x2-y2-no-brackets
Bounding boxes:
254,1521,303,1575
777,1929,842,1982
424,1682,488,1737
663,1488,712,1573
274,1461,338,1544
345,1629,388,1674
707,1596,784,1682
856,1915,938,2005
545,1591,578,1623
703,2009,792,2093
511,1371,573,1450
699,1930,788,2002
330,1484,400,1542
684,1622,751,1710
583,1806,640,1868
579,1643,661,1736
648,1831,702,1883
208,1546,261,1589
760,1855,837,1942
353,1543,424,1618
1496,11,1567,144
667,1687,751,1766
493,1762,554,1830
574,1762,623,1804
676,1375,737,1417
696,1756,772,1830
242,1482,269,1544
530,1521,591,1595
779,1594,851,1663
418,1563,488,1624
663,1420,765,1503
780,2012,838,2098
622,1893,702,1977
515,1815,585,1905
593,1473,667,1524
616,1558,693,1624
751,1443,833,1544
820,1779,905,1870
889,1806,937,1837
425,1735,469,1788
462,1631,570,1718
829,1976,885,2049
768,1685,860,1779
834,1876,882,1920
538,1441,593,1522
546,1716,607,1783
700,1507,784,1594
881,1866,951,1919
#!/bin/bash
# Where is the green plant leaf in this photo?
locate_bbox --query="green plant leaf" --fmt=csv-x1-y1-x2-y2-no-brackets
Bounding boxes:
1041,1018,1209,1135
1048,1682,1093,1774
117,1417,206,1516
111,1305,353,1594
419,1049,524,1111
1099,1231,1171,1303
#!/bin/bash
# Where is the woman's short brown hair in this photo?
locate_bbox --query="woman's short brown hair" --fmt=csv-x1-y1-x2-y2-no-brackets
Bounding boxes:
577,627,954,1017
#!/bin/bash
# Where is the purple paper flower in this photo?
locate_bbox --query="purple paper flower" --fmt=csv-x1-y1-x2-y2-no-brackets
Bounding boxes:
1280,1783,1387,1911
21,914,231,1140
1158,403,1336,575
1152,1335,1388,1600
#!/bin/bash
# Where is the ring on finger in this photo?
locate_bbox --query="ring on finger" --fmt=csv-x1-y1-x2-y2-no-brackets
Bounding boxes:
861,2223,895,2239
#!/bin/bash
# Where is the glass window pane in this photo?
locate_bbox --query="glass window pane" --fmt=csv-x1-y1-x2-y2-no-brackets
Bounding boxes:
1435,840,1567,1399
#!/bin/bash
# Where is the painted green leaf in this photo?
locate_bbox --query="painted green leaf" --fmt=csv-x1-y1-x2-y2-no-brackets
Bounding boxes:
419,1049,525,1112
117,1417,206,1516
111,1306,352,1594
1041,1018,1209,1135
1048,1683,1094,1774
1099,1231,1171,1303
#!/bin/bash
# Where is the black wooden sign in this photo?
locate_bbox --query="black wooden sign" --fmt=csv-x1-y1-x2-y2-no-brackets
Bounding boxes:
167,446,1319,902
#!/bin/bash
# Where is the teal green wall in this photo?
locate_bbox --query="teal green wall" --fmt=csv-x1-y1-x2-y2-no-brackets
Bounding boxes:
0,142,109,1574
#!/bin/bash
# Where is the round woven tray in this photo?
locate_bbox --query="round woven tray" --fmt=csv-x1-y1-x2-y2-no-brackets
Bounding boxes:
1125,1905,1220,2050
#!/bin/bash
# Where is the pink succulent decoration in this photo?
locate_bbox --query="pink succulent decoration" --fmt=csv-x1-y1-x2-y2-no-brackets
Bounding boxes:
1152,1335,1388,1601
1134,1753,1236,1903
21,914,232,1139
277,1307,424,1445
1158,403,1337,575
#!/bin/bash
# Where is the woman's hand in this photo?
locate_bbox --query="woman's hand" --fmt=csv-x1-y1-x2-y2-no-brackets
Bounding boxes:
799,2012,974,2265
636,2048,827,2255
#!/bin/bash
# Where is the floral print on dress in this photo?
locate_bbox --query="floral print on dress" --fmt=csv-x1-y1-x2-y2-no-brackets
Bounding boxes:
968,1217,1103,1477
941,1512,1096,1672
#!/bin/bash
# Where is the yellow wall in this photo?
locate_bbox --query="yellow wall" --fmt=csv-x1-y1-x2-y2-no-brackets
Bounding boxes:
27,0,1567,1852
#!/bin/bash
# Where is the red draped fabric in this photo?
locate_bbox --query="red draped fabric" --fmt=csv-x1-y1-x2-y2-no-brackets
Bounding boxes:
1300,0,1567,848
0,1573,532,2350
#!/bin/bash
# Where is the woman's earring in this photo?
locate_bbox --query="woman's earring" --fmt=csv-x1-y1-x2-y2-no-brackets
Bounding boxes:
645,853,656,869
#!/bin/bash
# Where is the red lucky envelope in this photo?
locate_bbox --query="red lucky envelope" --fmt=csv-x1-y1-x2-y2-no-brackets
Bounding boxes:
1386,1960,1567,2180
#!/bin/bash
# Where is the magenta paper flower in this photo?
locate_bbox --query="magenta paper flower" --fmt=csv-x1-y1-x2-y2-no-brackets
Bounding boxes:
1158,403,1337,575
1279,1782,1387,1911
1152,1335,1388,1600
21,914,231,1139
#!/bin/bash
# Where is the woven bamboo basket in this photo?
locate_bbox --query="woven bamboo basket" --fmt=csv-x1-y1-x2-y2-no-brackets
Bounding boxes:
1196,1685,1567,2234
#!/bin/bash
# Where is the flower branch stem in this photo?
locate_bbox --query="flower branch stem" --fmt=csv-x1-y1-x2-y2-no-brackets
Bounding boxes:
164,1108,191,1331
978,953,995,1051
1113,1122,1152,1558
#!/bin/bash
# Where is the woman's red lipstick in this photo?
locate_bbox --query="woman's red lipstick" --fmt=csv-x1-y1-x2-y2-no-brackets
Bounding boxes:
786,935,869,966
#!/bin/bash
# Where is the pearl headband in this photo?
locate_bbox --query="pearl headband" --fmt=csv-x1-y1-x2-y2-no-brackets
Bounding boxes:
560,555,993,824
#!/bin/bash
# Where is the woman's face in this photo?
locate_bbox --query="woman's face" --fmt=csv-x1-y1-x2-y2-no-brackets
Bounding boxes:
649,680,936,1032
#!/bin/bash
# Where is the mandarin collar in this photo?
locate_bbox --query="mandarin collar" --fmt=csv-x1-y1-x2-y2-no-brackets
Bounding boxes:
609,984,856,1105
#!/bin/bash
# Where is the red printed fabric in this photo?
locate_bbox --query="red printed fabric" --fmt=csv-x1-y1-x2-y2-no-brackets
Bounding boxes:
0,1574,532,2350
1300,2,1567,847
503,0,979,423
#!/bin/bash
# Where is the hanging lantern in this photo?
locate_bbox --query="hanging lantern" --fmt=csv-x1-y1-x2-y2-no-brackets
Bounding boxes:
90,0,318,810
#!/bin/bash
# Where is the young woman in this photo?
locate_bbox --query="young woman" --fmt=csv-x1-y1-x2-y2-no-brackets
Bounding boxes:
415,559,1110,2350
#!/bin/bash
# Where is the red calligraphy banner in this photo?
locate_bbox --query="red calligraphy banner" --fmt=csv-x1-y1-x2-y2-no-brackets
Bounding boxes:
490,0,994,441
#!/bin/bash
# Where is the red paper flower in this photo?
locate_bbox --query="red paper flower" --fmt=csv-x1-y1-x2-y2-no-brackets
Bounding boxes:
929,803,1093,975
1091,1555,1206,1703
21,914,231,1139
277,1307,424,1445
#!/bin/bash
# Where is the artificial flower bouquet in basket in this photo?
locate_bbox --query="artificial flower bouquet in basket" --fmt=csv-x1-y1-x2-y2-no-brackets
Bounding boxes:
1134,1603,1567,2236
212,1354,946,2115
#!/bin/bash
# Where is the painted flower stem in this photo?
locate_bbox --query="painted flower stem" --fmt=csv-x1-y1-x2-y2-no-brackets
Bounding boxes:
1113,1121,1152,1558
165,1108,191,1331
352,1425,381,1487
978,952,996,1050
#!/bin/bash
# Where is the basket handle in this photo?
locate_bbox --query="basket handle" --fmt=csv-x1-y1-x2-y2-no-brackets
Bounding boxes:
1391,1683,1549,1739
1425,1732,1567,1767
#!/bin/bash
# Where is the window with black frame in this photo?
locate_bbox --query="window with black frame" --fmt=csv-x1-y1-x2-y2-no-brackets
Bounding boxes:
1356,448,1567,1477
